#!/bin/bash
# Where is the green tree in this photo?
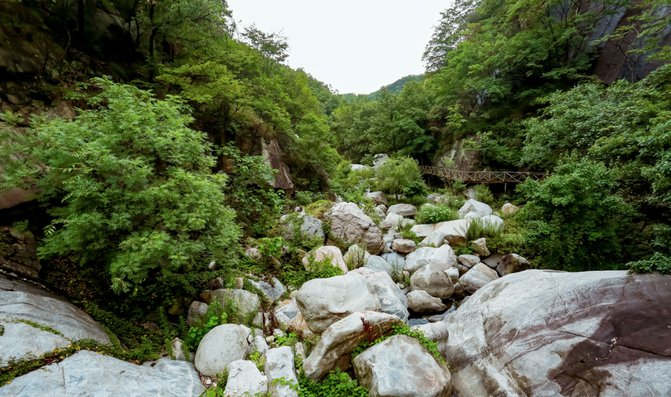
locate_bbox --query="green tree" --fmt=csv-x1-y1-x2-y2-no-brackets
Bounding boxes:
0,78,240,301
519,156,634,271
375,157,427,200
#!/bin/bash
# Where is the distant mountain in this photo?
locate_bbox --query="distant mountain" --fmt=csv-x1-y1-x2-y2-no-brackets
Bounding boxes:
369,74,424,97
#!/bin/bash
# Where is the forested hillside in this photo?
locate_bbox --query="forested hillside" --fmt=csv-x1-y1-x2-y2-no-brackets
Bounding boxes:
0,0,670,395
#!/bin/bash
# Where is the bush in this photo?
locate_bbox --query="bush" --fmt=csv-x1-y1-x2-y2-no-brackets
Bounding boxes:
374,156,427,200
627,252,671,274
297,370,368,397
0,78,240,304
415,204,459,224
466,219,502,241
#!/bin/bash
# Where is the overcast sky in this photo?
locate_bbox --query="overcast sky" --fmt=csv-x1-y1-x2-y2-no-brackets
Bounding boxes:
227,0,450,94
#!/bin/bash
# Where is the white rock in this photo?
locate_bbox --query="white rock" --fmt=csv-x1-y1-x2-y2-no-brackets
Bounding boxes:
470,238,490,257
412,219,470,245
458,199,493,219
353,335,451,397
501,202,519,215
410,264,455,299
224,360,268,397
302,245,348,274
381,253,405,273
380,212,404,230
365,255,394,276
404,245,457,273
392,238,416,254
479,214,504,231
194,324,251,376
419,231,446,248
351,267,409,322
457,254,480,268
303,311,403,379
459,263,499,294
496,253,531,276
265,347,298,397
407,290,448,313
295,273,381,333
326,202,384,254
387,203,417,217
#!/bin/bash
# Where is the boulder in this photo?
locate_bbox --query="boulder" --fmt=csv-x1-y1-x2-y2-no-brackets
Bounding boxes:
353,335,452,397
365,191,388,205
501,202,519,215
186,301,209,327
194,324,251,376
407,290,448,314
459,263,499,294
0,277,110,367
444,270,671,396
404,245,457,273
412,219,470,245
497,253,531,276
281,213,325,244
458,199,493,219
380,212,404,230
295,273,381,334
479,215,504,231
482,253,503,269
351,267,409,322
251,331,269,356
224,360,268,397
0,351,204,396
381,253,405,272
265,346,299,397
303,311,403,379
365,255,394,276
350,164,369,172
387,203,417,217
210,289,260,321
302,246,348,274
470,237,490,257
373,153,389,169
446,267,460,284
326,202,384,254
392,238,416,254
248,277,286,304
457,254,480,268
274,299,301,331
410,264,455,299
343,244,370,269
418,231,446,248
412,321,451,357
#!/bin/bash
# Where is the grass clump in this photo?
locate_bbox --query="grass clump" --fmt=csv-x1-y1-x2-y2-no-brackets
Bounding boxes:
297,370,368,397
466,218,502,241
352,324,445,365
415,204,459,224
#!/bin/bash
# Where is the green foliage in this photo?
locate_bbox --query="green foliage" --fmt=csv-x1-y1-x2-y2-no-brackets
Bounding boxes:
352,324,445,365
330,162,374,203
275,332,299,347
0,78,241,304
13,319,63,337
627,252,671,275
466,219,503,242
473,185,495,205
519,156,634,270
375,157,427,200
297,370,368,397
416,204,459,224
281,256,344,289
304,200,334,220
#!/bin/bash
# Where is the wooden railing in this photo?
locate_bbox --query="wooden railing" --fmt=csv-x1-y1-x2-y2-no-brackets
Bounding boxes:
420,166,546,184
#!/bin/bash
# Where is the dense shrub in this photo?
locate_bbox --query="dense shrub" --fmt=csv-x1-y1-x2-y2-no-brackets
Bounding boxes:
375,156,427,200
415,204,459,224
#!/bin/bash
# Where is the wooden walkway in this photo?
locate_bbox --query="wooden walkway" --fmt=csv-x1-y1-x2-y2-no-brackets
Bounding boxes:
420,166,546,184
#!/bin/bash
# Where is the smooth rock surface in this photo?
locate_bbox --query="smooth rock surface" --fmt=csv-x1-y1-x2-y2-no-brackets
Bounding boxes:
380,212,404,230
248,277,286,304
410,263,455,299
470,238,490,257
194,324,251,376
265,346,299,397
353,335,452,397
303,311,403,379
418,230,446,248
302,245,348,274
496,253,531,276
479,214,504,231
0,350,203,396
404,245,457,274
407,290,448,314
210,289,260,321
387,203,417,217
224,360,268,397
458,199,493,219
459,263,499,294
444,270,671,397
412,219,470,245
326,202,384,254
457,254,480,268
392,238,416,254
364,255,394,276
281,213,325,244
295,273,381,333
351,267,409,322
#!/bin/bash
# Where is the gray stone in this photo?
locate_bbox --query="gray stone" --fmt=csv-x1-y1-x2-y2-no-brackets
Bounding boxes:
281,213,325,244
251,330,269,356
364,255,394,276
479,214,504,231
265,346,299,397
186,301,209,327
171,338,189,361
274,299,300,331
459,263,499,294
373,154,389,169
457,254,480,268
470,237,490,257
497,253,531,276
501,202,519,215
302,246,348,274
404,245,457,273
444,270,671,397
458,199,493,219
326,202,384,254
224,360,268,397
0,279,110,367
210,289,260,321
303,311,403,379
381,252,405,273
343,244,370,269
365,191,388,205
295,273,381,334
408,318,430,327
419,230,446,248
391,238,416,254
387,203,417,217
194,324,251,376
0,350,203,396
446,267,460,284
351,267,409,322
412,219,470,245
410,263,455,299
248,277,286,304
407,290,447,314
245,247,262,261
353,335,451,397
380,212,404,230
412,320,450,357
483,253,503,269
350,164,369,172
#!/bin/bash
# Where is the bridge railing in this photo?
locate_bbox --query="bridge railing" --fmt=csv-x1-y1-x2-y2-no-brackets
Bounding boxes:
420,166,546,184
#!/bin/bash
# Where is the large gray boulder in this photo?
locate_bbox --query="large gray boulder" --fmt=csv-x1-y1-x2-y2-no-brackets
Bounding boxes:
224,360,268,397
353,335,452,397
209,289,260,322
295,273,381,334
265,346,298,397
281,213,325,244
364,255,394,276
302,246,348,274
387,203,417,217
458,199,493,219
407,290,447,314
0,350,204,396
411,219,470,245
248,277,286,304
351,267,409,322
326,202,384,254
404,245,457,274
410,263,455,299
496,253,531,276
0,277,110,367
303,311,403,379
444,270,671,397
194,324,251,376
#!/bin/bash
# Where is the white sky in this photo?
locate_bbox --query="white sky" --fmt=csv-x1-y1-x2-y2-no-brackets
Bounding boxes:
227,0,450,94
